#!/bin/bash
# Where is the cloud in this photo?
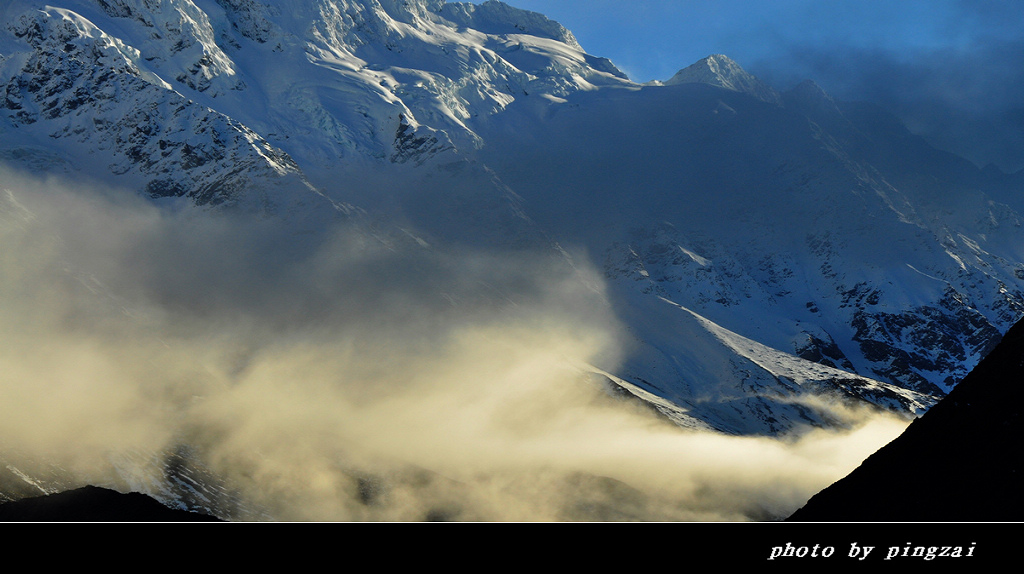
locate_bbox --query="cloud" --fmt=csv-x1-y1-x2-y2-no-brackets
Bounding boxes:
531,0,1024,172
743,2,1024,172
0,169,909,520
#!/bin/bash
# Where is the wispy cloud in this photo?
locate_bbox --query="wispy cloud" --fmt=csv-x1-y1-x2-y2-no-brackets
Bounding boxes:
0,169,908,520
506,0,1024,171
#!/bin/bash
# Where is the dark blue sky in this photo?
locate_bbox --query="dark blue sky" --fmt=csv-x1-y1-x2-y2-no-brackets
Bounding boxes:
471,0,1024,172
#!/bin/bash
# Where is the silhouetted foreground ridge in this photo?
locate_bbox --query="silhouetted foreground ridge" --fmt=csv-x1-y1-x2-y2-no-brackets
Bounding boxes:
0,486,222,522
789,318,1024,521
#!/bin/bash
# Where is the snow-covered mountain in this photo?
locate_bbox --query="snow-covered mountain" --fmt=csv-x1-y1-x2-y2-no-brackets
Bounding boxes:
2,0,1023,520
662,53,781,105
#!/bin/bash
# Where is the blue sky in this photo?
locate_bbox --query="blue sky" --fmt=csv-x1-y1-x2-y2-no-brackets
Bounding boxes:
476,1,1019,85
484,1,995,82
469,0,1024,172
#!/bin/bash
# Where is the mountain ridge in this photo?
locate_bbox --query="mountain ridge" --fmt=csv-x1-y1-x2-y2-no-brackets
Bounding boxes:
664,53,781,104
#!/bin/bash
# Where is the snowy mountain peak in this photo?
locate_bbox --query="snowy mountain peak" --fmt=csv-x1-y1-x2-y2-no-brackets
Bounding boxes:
0,0,631,201
782,78,844,119
439,0,584,50
211,0,585,56
664,54,780,104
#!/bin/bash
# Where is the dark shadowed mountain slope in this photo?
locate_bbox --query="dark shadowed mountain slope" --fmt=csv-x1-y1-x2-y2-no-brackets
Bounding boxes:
788,318,1024,521
0,485,223,522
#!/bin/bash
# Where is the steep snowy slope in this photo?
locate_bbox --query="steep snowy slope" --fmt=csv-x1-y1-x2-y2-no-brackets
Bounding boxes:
0,0,633,241
0,1,333,214
3,0,625,168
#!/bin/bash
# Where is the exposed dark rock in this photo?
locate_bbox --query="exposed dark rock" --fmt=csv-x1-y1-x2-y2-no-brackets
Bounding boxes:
390,115,454,165
850,290,1003,395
